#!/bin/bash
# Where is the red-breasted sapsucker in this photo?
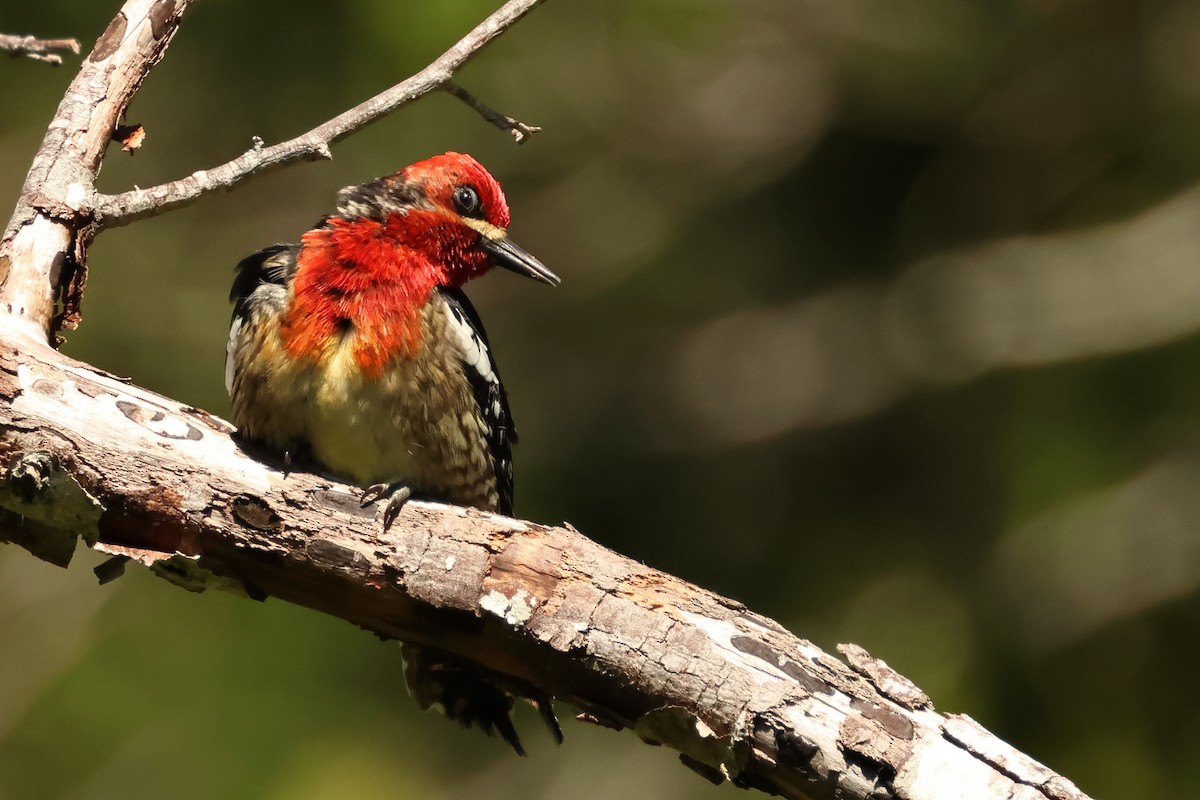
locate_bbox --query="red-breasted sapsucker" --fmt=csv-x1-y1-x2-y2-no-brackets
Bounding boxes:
225,152,560,754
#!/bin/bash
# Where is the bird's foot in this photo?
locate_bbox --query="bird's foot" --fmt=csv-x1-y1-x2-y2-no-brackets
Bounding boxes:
361,481,413,529
401,643,561,756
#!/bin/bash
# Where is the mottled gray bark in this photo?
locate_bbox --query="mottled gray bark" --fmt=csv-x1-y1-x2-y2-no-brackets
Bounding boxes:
0,332,1092,800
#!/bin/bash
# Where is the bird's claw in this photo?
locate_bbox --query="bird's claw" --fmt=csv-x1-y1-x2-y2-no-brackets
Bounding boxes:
360,482,390,505
361,482,413,529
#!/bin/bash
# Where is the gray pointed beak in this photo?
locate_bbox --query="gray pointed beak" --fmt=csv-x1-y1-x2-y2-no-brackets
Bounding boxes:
483,235,560,286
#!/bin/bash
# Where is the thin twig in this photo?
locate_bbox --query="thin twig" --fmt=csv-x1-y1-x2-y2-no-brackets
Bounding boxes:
90,0,547,229
445,81,541,144
0,33,81,66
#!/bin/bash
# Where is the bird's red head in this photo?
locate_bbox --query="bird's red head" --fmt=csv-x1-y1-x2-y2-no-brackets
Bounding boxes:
400,151,512,229
283,153,557,374
322,151,558,289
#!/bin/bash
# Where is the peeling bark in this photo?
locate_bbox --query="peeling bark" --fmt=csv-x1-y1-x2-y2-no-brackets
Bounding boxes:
0,0,194,342
0,329,1092,800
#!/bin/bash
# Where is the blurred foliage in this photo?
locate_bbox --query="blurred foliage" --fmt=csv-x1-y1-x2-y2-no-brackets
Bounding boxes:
3,0,1200,797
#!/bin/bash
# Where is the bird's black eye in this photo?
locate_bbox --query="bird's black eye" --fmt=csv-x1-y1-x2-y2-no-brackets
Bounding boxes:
452,185,483,218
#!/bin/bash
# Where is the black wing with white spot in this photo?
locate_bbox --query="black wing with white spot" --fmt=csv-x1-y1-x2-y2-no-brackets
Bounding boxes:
438,286,517,516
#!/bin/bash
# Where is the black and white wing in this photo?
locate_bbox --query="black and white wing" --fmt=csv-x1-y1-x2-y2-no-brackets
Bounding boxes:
438,286,517,516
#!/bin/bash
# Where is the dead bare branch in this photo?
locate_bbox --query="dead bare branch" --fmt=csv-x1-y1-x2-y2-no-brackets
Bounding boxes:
0,329,1093,800
0,0,199,344
446,81,542,143
89,0,547,229
0,33,81,66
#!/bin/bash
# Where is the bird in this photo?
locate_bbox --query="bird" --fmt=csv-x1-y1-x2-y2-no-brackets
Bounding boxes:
225,151,561,754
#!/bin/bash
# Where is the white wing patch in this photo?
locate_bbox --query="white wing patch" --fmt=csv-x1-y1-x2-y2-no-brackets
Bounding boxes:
445,303,498,387
437,286,516,515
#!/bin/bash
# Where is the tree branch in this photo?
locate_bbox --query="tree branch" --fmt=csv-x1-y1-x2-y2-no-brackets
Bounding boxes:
0,0,199,346
0,328,1092,800
0,33,81,65
89,0,546,229
0,2,1096,798
446,81,542,144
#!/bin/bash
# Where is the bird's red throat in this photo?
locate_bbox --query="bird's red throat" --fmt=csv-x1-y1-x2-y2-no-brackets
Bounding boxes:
279,214,467,378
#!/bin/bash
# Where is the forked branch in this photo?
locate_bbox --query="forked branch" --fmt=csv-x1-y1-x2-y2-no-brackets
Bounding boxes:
89,0,546,229
446,81,543,143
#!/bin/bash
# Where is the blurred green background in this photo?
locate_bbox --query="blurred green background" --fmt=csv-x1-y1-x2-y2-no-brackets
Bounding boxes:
3,0,1200,797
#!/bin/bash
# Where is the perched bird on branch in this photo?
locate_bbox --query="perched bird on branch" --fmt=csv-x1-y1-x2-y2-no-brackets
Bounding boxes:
225,151,561,754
